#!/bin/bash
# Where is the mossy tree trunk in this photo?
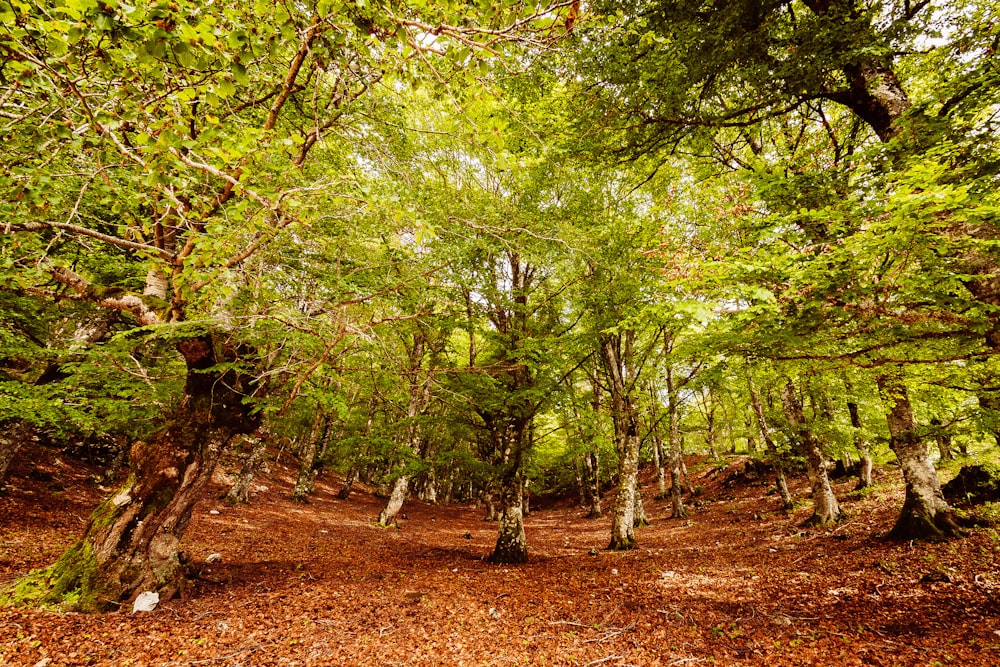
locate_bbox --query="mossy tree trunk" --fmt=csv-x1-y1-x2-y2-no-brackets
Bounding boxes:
782,380,841,526
26,335,259,611
877,369,962,541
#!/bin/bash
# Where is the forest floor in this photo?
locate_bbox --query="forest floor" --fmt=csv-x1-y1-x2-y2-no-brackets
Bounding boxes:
2,445,1000,667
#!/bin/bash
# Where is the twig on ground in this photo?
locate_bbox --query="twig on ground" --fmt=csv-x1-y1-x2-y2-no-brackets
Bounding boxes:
584,621,636,644
549,620,593,628
583,654,624,667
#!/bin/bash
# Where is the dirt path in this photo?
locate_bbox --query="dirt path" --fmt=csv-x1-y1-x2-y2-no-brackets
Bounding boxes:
2,447,999,666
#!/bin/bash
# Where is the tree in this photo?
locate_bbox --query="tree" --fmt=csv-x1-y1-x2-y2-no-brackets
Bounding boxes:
2,0,580,609
569,0,1000,540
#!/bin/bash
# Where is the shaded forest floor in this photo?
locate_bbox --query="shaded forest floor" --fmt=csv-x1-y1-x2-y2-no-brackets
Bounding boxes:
3,445,1000,667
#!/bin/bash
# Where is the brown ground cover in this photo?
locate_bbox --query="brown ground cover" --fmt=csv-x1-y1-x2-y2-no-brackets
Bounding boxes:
2,444,999,667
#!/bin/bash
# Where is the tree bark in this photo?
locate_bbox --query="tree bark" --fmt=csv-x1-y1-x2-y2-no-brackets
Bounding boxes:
633,486,650,527
584,450,602,518
379,475,409,527
224,434,267,504
378,324,432,526
877,369,962,541
653,431,668,499
337,465,358,500
781,380,841,526
748,379,795,510
846,401,873,490
608,430,639,550
0,420,30,490
600,333,640,550
575,456,587,507
25,334,259,611
666,372,688,519
487,475,528,564
291,410,326,502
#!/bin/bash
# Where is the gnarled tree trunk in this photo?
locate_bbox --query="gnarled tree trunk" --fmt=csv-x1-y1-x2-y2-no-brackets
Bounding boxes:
21,335,259,611
877,370,962,541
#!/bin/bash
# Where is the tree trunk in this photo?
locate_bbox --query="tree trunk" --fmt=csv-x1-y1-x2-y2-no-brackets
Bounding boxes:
482,488,497,522
420,463,438,504
224,434,267,504
930,419,954,461
600,333,640,550
666,369,688,519
0,420,30,490
633,486,649,527
291,411,325,503
680,452,694,496
378,475,409,526
748,380,794,510
781,380,841,526
704,399,720,461
487,475,528,564
608,430,639,550
22,334,259,611
877,370,962,541
377,327,431,526
584,450,602,518
653,432,668,499
337,465,359,500
646,381,668,499
846,401,873,490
